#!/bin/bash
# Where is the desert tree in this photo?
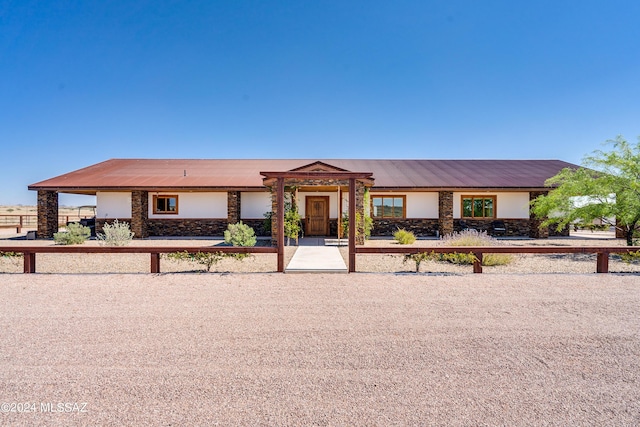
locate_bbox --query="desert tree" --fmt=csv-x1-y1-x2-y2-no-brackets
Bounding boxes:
531,135,640,245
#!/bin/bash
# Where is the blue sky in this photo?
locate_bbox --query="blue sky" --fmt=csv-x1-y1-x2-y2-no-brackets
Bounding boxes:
1,0,639,205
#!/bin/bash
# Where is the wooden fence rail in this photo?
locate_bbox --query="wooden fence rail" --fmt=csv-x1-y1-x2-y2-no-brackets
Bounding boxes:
355,246,640,274
0,246,277,274
1,245,638,274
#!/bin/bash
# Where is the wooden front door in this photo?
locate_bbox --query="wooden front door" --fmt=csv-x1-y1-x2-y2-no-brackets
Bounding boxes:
306,196,329,236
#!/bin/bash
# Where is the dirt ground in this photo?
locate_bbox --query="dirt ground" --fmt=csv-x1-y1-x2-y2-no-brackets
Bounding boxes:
0,273,639,426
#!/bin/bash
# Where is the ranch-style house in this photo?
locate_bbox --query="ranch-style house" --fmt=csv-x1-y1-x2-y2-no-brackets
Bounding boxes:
28,158,577,241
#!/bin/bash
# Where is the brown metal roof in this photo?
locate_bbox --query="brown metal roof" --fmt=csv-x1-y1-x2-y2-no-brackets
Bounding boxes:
28,158,578,192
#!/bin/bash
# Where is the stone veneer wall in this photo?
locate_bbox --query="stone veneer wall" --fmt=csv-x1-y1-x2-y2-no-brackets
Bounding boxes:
146,219,229,236
372,219,440,237
227,191,241,224
37,190,58,238
438,191,454,236
131,190,149,238
529,191,549,238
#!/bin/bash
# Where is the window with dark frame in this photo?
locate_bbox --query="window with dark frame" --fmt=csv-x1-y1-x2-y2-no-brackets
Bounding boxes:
371,196,405,218
153,195,178,214
461,196,495,219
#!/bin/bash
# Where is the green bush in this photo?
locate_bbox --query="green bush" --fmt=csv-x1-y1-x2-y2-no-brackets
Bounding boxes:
224,221,257,260
439,229,513,266
341,212,373,240
224,221,257,247
394,228,416,245
97,219,134,246
619,250,640,264
54,222,90,245
165,251,225,272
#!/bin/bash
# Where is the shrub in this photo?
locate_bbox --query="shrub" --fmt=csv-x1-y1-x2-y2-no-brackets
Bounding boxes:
224,221,257,260
97,219,134,246
619,250,640,264
165,251,224,272
438,229,513,266
224,221,257,247
403,251,435,273
394,228,416,245
54,222,90,245
0,251,23,267
341,212,373,240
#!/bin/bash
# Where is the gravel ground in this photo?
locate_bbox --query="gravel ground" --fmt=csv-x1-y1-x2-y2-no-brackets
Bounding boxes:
0,273,639,426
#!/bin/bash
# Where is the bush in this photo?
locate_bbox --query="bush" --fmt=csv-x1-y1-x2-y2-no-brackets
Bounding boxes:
224,221,257,260
97,219,134,246
224,221,257,247
0,251,23,268
438,229,513,266
54,222,90,245
165,251,225,272
394,228,416,245
619,250,640,264
341,212,373,240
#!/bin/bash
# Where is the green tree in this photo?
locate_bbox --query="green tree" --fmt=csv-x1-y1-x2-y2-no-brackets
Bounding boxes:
531,136,640,245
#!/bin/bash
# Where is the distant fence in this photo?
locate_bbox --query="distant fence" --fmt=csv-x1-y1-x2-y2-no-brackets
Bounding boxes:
0,215,90,233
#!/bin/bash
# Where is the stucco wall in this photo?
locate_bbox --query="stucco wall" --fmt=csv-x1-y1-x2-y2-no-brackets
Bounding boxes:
452,192,530,219
241,192,272,219
148,192,227,219
96,192,132,218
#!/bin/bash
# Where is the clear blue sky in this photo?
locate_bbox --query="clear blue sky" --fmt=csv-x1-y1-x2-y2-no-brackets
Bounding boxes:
1,0,639,205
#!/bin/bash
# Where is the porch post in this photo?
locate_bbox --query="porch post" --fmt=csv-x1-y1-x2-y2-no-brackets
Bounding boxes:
37,190,58,239
227,191,241,224
529,191,549,238
131,190,149,238
349,178,356,272
438,191,454,237
277,177,285,272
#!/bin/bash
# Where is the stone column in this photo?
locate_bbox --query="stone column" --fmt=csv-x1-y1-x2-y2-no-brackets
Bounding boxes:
355,182,366,245
227,191,241,224
529,191,549,238
438,191,454,236
131,190,149,239
37,190,58,239
270,187,278,245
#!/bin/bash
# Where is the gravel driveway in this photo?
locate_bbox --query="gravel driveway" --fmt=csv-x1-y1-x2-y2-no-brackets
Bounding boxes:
1,273,639,426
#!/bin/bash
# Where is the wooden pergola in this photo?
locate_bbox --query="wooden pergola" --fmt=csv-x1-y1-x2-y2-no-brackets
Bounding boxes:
260,170,374,272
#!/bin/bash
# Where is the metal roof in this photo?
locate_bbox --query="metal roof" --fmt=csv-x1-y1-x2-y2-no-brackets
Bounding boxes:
28,158,579,192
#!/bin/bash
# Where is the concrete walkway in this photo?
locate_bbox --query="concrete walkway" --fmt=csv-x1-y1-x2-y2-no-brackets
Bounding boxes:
285,245,348,273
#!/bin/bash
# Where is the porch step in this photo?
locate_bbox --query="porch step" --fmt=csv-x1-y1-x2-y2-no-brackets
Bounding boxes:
285,246,348,273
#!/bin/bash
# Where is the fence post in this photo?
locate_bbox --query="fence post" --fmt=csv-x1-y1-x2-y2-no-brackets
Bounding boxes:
23,251,36,273
596,252,609,273
473,252,483,273
150,253,160,273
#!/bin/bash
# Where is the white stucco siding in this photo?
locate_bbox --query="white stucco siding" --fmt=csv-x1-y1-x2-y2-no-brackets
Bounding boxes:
405,192,439,218
148,192,227,219
96,192,131,218
497,193,530,218
453,192,530,219
241,192,272,219
368,192,438,218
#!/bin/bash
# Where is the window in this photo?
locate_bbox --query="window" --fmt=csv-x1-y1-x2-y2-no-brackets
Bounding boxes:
153,195,178,214
371,196,405,218
461,196,495,218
